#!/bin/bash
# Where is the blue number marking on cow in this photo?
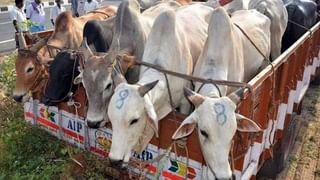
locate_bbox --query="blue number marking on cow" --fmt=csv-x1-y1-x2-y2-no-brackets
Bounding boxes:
214,103,227,125
116,89,129,109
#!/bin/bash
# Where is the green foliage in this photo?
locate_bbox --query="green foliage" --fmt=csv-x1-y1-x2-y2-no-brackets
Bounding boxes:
0,96,110,179
0,54,109,179
0,53,17,96
20,20,38,32
0,106,67,179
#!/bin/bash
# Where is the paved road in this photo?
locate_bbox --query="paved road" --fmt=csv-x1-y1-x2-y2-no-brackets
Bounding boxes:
0,0,121,53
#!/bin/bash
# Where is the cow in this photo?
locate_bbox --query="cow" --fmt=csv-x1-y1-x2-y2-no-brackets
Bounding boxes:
12,32,49,102
42,50,81,105
206,0,287,61
12,7,117,103
215,0,288,61
281,0,318,52
83,17,115,53
73,0,182,128
170,8,269,179
248,0,288,60
47,5,117,52
106,4,212,167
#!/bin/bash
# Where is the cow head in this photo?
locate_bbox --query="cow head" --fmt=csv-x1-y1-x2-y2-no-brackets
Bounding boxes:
107,80,159,166
13,33,48,102
172,88,261,179
73,39,135,129
42,50,80,106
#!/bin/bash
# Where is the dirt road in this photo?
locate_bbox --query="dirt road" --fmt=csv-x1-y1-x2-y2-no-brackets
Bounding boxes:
277,84,320,180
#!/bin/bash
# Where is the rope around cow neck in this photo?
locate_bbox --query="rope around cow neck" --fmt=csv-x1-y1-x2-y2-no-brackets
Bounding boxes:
132,59,253,91
288,19,313,36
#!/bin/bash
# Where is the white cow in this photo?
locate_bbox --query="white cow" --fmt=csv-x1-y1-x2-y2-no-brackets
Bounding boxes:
248,0,288,60
206,0,288,61
107,4,212,165
172,8,268,179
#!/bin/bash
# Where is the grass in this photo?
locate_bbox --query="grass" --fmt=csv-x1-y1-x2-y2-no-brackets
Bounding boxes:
0,54,108,179
0,53,17,96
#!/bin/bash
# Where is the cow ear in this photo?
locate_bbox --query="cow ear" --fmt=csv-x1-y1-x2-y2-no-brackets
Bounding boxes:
74,71,83,85
144,95,158,137
138,80,159,97
236,113,262,132
172,112,197,140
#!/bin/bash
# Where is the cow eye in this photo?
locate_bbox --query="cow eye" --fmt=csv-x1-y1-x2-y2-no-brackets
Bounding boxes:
200,129,208,138
26,67,34,73
130,119,139,125
104,83,112,91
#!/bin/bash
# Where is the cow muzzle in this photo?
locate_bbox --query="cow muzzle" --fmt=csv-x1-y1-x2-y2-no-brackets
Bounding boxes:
214,173,235,180
13,94,24,102
86,119,107,129
87,120,102,129
12,92,29,103
109,158,128,170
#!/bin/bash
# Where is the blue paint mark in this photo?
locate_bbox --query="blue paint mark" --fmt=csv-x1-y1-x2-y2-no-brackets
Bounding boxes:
116,89,129,109
214,103,227,125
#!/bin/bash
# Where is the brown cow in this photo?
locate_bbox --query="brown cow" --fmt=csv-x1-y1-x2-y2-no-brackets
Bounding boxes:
12,5,117,103
47,5,117,50
13,32,49,102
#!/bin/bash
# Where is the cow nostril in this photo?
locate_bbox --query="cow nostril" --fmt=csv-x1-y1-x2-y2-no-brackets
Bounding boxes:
13,95,23,102
87,121,101,129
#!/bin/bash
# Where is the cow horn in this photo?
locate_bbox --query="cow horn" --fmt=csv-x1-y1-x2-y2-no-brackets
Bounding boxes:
30,37,48,53
82,37,93,56
138,80,159,97
184,87,204,108
18,32,28,49
227,88,246,105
